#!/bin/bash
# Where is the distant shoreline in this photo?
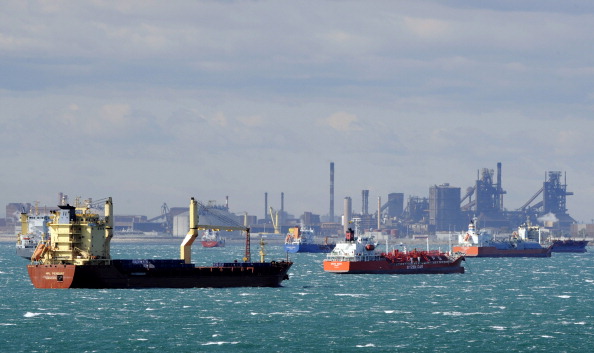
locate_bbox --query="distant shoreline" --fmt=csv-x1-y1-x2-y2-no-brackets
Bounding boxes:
0,233,287,245
4,233,592,246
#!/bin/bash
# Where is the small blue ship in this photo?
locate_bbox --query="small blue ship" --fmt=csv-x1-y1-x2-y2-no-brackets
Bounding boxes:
284,227,335,253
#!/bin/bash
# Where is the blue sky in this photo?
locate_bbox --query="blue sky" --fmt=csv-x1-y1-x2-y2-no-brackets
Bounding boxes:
2,1,594,222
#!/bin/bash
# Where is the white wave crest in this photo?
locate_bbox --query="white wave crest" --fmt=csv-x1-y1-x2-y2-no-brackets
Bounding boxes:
202,341,239,346
23,312,67,318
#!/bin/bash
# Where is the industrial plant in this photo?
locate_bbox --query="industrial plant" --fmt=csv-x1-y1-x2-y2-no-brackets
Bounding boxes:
249,162,585,240
2,162,590,240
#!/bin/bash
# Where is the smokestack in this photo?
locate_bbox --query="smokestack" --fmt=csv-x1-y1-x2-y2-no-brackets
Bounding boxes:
330,162,334,222
378,196,381,230
343,196,352,234
362,190,369,215
264,192,268,221
281,192,285,226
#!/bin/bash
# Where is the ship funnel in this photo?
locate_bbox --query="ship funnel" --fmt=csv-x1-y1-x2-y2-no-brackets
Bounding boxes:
346,228,355,241
20,213,29,235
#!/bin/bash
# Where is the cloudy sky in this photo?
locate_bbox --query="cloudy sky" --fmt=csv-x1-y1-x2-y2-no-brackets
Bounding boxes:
2,1,594,223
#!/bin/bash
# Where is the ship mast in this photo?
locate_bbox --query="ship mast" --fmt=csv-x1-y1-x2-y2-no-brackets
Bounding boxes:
259,237,266,262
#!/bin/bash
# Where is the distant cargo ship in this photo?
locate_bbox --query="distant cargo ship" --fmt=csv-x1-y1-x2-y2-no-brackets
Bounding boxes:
452,217,552,257
323,228,464,274
27,197,292,289
16,207,50,259
284,226,334,253
201,229,225,248
517,220,588,253
550,239,588,253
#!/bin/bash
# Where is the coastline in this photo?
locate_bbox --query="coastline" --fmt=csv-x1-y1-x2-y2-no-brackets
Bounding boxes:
1,233,287,245
5,232,591,247
1,233,454,247
0,233,15,243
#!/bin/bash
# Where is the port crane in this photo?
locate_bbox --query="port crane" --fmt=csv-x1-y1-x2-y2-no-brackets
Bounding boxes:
269,207,281,234
146,203,173,234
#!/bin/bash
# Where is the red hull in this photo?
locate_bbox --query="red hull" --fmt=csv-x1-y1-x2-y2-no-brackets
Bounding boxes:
452,245,552,257
323,256,464,274
201,241,224,248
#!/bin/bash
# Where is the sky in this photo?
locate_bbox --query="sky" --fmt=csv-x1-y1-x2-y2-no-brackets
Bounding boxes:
2,1,594,223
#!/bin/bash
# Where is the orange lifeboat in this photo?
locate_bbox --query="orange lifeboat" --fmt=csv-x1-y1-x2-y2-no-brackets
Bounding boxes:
32,243,46,261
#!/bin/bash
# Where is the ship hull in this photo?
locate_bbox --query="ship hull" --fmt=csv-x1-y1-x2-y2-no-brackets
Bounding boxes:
452,245,552,257
323,256,464,274
551,240,588,253
16,245,36,260
201,241,225,248
284,243,334,253
28,260,292,289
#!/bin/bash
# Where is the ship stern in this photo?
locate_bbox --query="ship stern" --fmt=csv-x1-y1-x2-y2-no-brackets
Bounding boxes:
28,264,76,289
323,260,351,273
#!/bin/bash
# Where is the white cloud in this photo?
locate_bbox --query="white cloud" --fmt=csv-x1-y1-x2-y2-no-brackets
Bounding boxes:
237,115,264,127
101,104,131,124
319,112,361,132
2,1,594,222
211,112,228,127
403,17,451,39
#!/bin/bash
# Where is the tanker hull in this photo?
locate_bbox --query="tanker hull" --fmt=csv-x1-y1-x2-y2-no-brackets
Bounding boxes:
201,240,225,248
323,256,464,274
452,245,552,257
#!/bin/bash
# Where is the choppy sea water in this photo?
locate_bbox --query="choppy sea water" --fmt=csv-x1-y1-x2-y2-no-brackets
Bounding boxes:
1,241,593,353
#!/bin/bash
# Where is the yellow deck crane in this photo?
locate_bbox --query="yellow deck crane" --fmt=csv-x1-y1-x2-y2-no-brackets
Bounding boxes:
180,198,251,263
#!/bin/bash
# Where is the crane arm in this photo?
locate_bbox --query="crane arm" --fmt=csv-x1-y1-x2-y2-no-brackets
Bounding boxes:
269,207,280,234
518,187,544,211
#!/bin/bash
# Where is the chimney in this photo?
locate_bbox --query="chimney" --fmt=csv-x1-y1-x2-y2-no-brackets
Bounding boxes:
330,162,334,222
362,189,369,215
264,192,268,221
343,196,352,234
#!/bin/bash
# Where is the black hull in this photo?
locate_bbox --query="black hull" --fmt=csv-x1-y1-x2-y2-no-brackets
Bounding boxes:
29,260,292,289
551,240,588,253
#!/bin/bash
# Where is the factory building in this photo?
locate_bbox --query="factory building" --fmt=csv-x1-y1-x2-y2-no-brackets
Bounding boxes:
386,193,404,218
429,184,464,232
1,162,582,238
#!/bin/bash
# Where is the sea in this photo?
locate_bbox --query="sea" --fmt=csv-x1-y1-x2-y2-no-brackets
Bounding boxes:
1,240,593,353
